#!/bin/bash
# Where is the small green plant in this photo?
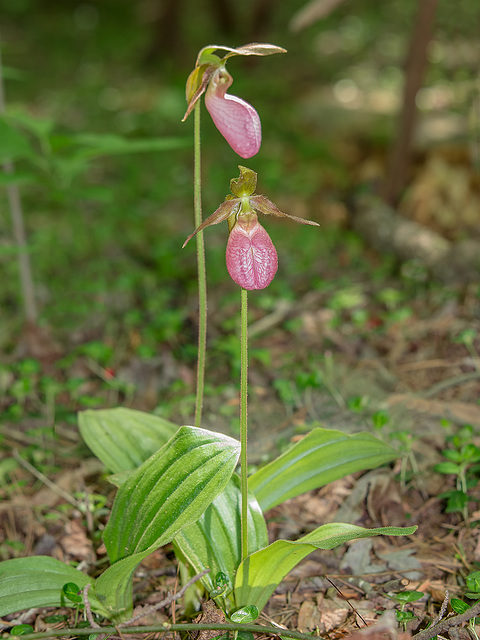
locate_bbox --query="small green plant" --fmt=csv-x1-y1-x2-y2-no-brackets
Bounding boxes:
450,571,480,640
387,589,424,631
434,424,480,520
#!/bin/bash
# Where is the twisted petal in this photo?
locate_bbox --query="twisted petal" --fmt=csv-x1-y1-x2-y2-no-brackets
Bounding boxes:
205,69,261,159
226,219,277,290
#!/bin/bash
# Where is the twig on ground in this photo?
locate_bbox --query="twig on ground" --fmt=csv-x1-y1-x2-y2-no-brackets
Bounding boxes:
431,590,449,627
12,450,82,508
413,599,480,640
82,584,100,629
119,569,210,627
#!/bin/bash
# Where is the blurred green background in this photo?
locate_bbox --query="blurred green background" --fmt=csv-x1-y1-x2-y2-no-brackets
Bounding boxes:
0,0,478,428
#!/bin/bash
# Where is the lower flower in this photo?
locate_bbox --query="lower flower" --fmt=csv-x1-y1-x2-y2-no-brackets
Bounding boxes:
226,217,278,290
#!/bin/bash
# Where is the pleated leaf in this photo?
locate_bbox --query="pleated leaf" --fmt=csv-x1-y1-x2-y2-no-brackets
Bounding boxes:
103,425,240,563
249,428,398,511
0,557,103,617
174,474,268,595
235,523,417,611
78,407,178,474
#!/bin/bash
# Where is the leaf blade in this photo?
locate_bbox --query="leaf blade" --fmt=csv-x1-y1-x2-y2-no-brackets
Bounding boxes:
103,426,241,562
235,523,417,611
174,474,268,595
0,557,98,617
249,428,398,511
78,407,178,474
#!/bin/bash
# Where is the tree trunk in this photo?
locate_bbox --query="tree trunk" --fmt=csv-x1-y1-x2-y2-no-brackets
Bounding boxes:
382,0,439,206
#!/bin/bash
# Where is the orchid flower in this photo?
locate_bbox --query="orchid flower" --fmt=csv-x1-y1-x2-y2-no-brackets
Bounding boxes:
183,166,319,290
182,44,286,159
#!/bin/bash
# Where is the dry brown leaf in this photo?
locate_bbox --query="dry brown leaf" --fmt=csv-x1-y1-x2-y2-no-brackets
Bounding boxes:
341,612,410,640
60,519,95,562
298,600,322,631
316,594,349,632
387,395,480,427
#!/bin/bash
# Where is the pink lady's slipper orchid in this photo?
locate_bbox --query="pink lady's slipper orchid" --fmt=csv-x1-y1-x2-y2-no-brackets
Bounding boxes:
183,166,319,290
182,44,286,158
226,213,278,290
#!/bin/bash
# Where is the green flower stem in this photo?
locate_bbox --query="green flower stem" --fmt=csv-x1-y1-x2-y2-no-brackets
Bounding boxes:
13,622,315,640
194,101,207,428
240,286,248,561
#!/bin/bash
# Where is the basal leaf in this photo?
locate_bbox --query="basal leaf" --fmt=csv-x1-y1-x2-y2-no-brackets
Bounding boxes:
174,474,268,596
95,426,240,620
103,426,241,563
249,428,398,511
78,407,178,473
0,557,103,617
94,551,150,621
235,523,417,611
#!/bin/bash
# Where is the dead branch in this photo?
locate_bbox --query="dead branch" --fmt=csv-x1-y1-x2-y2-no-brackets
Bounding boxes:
412,599,480,640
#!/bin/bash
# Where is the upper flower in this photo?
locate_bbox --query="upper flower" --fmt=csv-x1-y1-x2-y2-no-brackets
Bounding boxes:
182,44,286,159
183,166,320,290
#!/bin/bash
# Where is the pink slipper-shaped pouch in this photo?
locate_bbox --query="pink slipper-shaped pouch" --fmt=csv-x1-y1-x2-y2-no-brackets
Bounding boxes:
226,216,277,290
205,68,261,159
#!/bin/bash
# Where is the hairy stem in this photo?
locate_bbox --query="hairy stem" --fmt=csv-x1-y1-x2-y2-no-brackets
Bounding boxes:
194,101,207,427
240,286,248,561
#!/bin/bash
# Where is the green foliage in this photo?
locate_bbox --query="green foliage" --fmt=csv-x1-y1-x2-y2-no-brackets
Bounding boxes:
386,589,424,630
235,524,416,612
10,625,34,636
174,474,268,607
0,426,241,622
249,427,398,511
465,570,480,599
434,425,480,518
0,557,93,617
96,426,240,620
103,426,240,563
0,116,33,163
78,407,178,474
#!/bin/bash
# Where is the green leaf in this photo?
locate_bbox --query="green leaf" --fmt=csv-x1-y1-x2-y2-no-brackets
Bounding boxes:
249,428,398,511
0,117,33,162
0,556,98,617
444,490,469,513
230,605,259,623
174,474,268,596
396,610,416,623
10,624,34,636
434,461,461,475
234,523,417,611
104,426,240,562
94,552,147,621
441,449,462,463
95,426,240,619
391,590,424,604
466,571,480,593
78,407,178,474
450,598,470,614
62,582,83,603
